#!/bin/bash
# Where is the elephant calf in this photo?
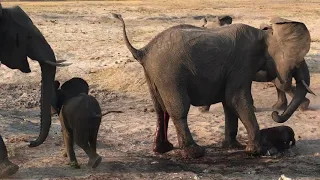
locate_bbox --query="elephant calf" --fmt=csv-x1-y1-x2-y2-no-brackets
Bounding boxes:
260,126,295,155
52,78,102,169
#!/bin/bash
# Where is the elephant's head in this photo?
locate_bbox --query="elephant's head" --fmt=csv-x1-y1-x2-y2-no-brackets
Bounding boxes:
265,17,311,84
263,17,313,123
0,5,70,147
51,78,89,115
200,15,232,29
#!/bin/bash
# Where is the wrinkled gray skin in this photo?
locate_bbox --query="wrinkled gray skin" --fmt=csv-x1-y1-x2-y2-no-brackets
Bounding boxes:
52,79,102,169
260,126,295,155
199,21,312,114
113,13,311,158
0,5,71,148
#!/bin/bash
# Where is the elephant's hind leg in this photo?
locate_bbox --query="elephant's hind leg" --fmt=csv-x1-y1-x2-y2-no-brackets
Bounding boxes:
150,90,173,154
222,102,245,149
0,135,19,178
75,130,101,169
163,89,205,158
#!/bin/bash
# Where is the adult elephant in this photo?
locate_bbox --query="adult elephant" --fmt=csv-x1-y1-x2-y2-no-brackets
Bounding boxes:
113,14,312,158
0,4,68,177
198,20,313,115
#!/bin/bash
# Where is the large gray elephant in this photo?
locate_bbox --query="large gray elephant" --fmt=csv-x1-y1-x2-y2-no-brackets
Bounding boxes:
198,20,313,114
113,13,311,158
0,4,68,177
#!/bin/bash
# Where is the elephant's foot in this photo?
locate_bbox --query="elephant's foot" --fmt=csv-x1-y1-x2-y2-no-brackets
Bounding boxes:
245,143,261,155
88,155,102,169
153,140,174,154
222,140,245,149
198,106,210,113
298,98,310,111
272,101,288,111
179,145,205,159
68,161,80,169
0,159,19,178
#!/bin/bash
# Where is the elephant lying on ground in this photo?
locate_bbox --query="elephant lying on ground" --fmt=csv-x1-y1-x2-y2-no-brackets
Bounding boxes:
51,79,102,169
260,126,295,155
0,4,69,177
198,19,312,113
113,13,312,158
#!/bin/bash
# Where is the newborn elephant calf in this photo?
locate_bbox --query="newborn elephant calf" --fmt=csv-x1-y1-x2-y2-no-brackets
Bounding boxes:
260,126,295,155
52,79,102,169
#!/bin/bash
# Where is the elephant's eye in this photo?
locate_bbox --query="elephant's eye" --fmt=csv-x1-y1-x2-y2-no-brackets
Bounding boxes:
27,34,32,40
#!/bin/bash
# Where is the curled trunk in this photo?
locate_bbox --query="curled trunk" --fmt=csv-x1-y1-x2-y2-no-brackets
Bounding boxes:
272,61,310,123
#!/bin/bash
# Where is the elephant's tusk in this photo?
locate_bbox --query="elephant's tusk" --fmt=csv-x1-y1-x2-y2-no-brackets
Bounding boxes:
302,80,316,96
44,60,72,67
56,60,67,63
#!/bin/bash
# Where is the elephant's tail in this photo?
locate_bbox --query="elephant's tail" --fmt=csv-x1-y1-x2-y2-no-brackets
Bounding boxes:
92,110,124,118
112,13,144,62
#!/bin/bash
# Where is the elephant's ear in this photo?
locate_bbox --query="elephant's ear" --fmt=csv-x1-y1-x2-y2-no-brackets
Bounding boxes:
8,6,42,35
270,16,311,65
218,15,232,26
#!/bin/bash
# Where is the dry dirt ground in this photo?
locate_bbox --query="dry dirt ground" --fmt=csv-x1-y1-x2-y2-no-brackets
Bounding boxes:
1,0,320,179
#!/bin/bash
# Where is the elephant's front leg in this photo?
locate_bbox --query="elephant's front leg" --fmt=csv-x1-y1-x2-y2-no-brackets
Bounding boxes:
222,102,245,149
227,87,261,154
272,85,288,110
0,135,19,178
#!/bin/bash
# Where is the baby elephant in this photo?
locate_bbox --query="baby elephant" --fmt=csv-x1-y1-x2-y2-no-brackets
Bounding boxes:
260,126,295,155
52,78,102,169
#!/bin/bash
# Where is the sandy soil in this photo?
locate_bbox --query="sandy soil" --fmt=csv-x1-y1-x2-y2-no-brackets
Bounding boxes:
1,0,320,179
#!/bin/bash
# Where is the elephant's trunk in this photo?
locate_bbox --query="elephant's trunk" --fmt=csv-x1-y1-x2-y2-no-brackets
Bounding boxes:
272,61,310,123
29,63,56,147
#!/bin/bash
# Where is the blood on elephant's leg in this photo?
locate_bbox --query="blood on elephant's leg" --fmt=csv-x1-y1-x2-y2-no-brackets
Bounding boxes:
151,90,173,154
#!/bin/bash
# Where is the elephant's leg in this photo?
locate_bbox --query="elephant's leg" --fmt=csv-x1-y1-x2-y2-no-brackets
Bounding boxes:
249,83,257,112
61,128,67,157
150,92,173,154
75,133,101,169
198,105,210,112
272,87,288,110
0,135,19,178
165,91,205,158
222,102,245,149
229,91,261,154
63,130,79,169
89,131,98,152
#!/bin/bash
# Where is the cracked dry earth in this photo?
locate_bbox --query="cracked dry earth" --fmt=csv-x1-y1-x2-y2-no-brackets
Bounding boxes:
1,0,320,179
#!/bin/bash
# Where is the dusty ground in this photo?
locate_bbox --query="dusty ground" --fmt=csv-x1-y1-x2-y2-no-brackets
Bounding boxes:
1,0,320,179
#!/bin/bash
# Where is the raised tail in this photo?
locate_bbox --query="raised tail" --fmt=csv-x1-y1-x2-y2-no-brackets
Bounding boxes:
112,13,143,62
